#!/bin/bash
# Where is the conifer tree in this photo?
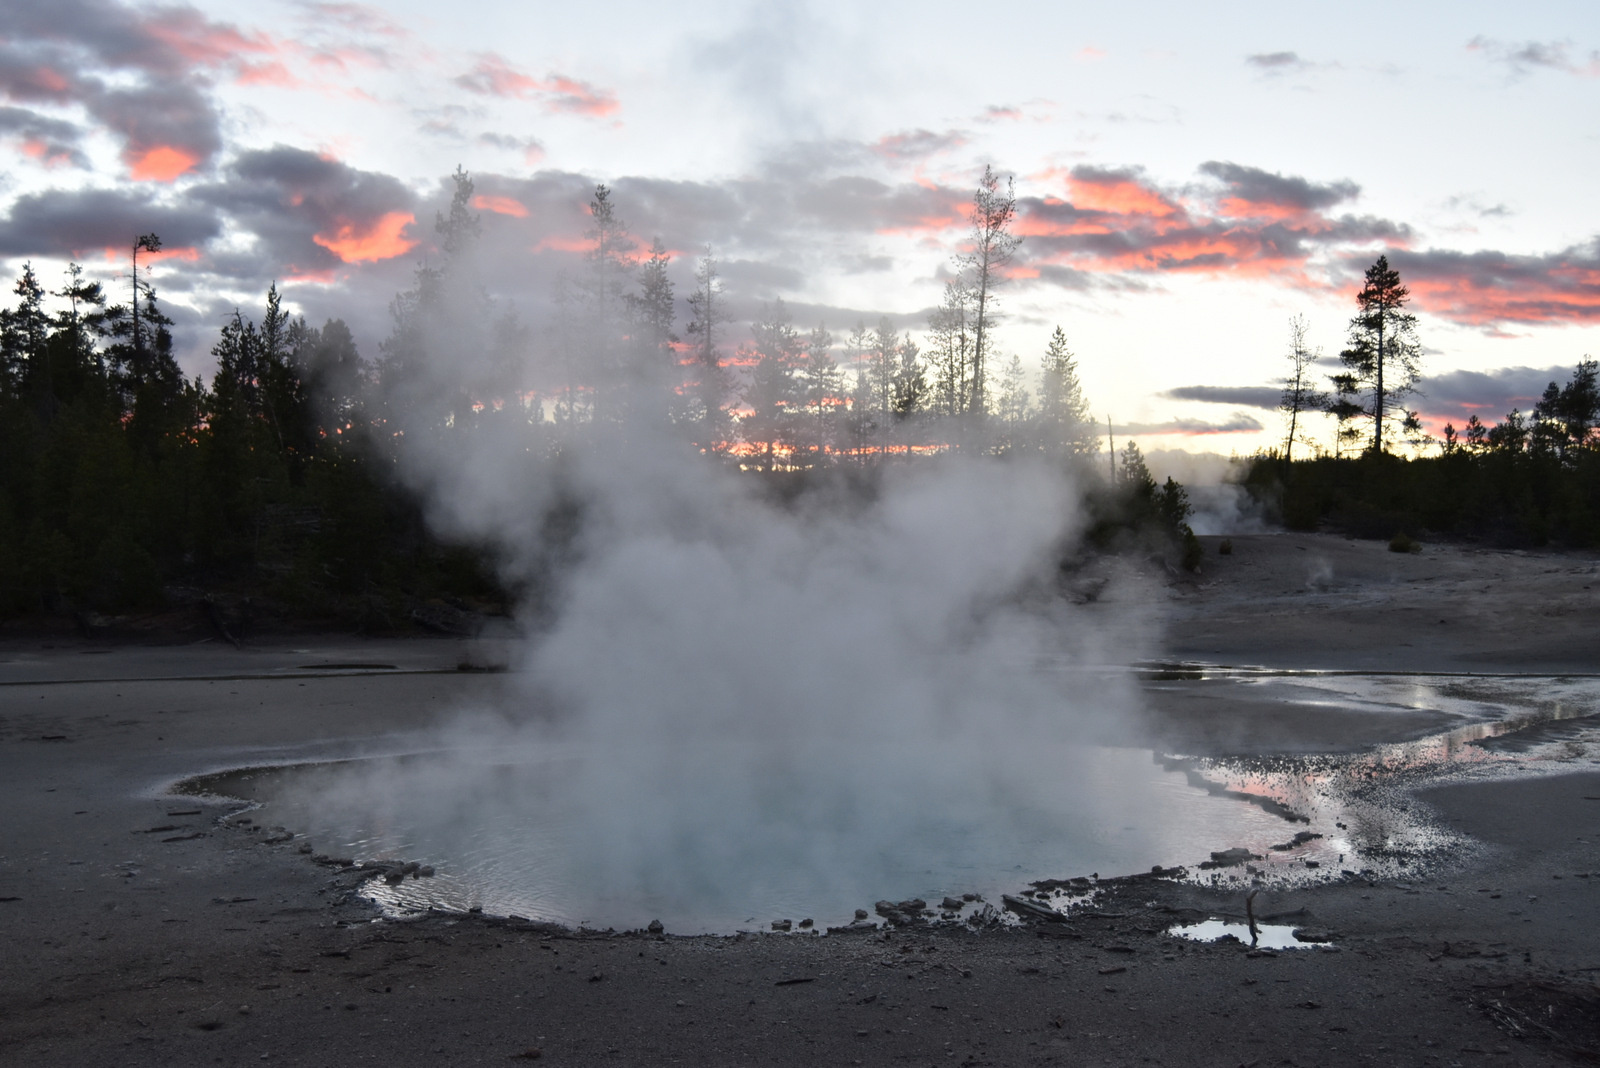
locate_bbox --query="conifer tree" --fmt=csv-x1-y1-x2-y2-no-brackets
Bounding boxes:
802,323,842,453
1036,325,1096,458
1339,255,1421,455
684,247,726,444
1,263,48,407
889,335,926,422
957,166,1020,418
926,280,972,418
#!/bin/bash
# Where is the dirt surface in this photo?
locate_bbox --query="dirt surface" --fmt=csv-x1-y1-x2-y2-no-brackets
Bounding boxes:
2,533,1599,1066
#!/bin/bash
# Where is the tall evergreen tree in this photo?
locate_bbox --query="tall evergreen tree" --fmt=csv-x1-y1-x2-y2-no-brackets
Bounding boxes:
889,335,926,422
868,317,898,418
741,300,806,469
1339,255,1422,455
625,237,677,429
1532,357,1599,460
926,279,973,418
379,167,486,438
684,247,726,444
48,263,109,411
581,184,637,422
801,323,842,454
1,263,48,408
995,352,1030,451
1036,326,1096,459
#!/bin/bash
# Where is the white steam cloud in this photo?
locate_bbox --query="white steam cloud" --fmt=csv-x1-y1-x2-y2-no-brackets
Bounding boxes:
286,238,1171,931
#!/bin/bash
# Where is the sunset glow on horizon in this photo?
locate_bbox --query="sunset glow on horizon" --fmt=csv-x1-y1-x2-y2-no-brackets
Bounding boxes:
0,0,1594,454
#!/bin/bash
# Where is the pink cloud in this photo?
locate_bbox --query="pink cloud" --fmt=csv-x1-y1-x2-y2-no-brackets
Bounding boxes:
456,54,619,117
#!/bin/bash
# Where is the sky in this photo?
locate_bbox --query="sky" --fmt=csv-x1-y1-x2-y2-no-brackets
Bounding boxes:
1,0,1597,453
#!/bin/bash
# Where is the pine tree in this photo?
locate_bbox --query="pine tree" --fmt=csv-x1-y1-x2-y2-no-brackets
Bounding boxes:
626,238,678,429
995,352,1029,452
802,323,842,454
742,300,806,469
48,263,109,410
1532,357,1599,459
631,238,677,358
957,166,1020,418
869,317,898,418
1120,440,1156,500
889,335,926,422
684,247,727,445
582,184,637,416
1037,326,1096,459
436,165,483,257
1339,255,1421,455
926,279,972,418
378,168,487,439
1,263,48,408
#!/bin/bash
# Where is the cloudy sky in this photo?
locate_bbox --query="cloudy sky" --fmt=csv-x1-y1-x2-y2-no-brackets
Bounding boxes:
1,0,1596,452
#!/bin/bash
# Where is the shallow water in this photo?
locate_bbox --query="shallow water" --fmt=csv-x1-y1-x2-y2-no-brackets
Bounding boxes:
189,742,1300,932
178,669,1600,934
1167,920,1333,950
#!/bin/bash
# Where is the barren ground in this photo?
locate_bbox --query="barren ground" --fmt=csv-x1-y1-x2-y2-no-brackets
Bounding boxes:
2,532,1598,1067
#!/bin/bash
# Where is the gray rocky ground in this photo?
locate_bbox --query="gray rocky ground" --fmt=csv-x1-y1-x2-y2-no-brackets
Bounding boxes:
1,532,1597,1066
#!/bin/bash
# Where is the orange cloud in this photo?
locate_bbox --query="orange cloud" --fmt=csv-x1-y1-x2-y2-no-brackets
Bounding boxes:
127,145,200,181
473,194,528,218
313,212,417,262
1406,276,1600,327
1214,196,1307,223
1064,172,1180,219
284,266,342,285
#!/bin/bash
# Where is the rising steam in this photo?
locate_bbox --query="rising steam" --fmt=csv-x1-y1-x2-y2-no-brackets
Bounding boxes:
281,185,1168,931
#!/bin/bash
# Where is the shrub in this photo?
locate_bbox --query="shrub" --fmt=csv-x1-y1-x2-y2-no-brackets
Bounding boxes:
1182,526,1203,572
1388,531,1421,554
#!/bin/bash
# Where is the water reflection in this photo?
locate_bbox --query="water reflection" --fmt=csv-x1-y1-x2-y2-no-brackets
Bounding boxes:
1167,920,1332,950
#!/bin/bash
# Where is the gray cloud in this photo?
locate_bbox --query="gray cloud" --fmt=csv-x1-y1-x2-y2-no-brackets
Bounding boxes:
0,105,87,166
871,128,967,162
1198,161,1359,215
1376,241,1600,326
0,0,259,173
0,186,221,257
1246,51,1308,72
1468,37,1600,77
1116,413,1264,436
190,145,419,276
1164,385,1282,409
478,132,545,162
1419,365,1578,423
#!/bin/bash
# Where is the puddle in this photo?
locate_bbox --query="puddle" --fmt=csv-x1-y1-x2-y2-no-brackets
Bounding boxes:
179,742,1301,933
174,669,1600,933
1167,920,1334,950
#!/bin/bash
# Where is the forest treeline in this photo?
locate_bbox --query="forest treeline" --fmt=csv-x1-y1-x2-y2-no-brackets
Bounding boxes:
0,168,1198,629
1246,256,1600,548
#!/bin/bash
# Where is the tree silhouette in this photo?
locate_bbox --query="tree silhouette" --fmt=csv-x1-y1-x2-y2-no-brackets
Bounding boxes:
957,166,1020,418
1279,315,1328,466
1339,255,1421,455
